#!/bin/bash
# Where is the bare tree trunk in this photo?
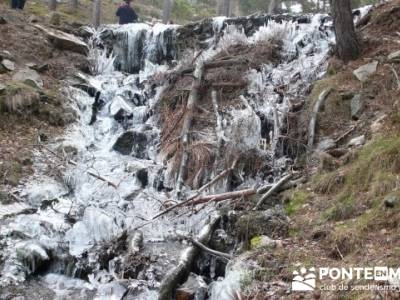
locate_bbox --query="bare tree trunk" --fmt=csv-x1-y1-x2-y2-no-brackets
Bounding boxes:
70,0,78,11
162,0,172,23
49,0,57,11
268,0,278,14
92,0,101,28
330,0,361,62
222,0,230,16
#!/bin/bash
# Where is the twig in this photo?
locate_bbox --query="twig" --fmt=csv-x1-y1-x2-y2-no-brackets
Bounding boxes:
34,144,118,189
253,173,293,210
177,233,233,260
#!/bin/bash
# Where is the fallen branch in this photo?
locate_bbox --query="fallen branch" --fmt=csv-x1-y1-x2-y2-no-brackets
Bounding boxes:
35,144,118,189
177,233,233,260
158,215,221,300
253,173,293,210
307,88,332,150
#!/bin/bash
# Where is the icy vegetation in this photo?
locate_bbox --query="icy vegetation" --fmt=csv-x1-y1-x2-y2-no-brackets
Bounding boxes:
0,14,333,299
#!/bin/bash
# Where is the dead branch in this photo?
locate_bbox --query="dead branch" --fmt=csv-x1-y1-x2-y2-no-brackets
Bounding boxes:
35,144,118,189
177,233,233,260
158,215,221,300
176,61,205,198
253,173,293,210
151,159,238,220
307,88,333,150
185,188,256,207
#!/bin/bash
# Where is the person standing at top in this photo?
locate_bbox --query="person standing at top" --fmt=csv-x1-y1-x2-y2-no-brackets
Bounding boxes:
11,0,26,10
116,0,138,25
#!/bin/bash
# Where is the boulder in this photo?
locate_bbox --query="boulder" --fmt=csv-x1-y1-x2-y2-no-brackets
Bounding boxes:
388,50,400,61
347,135,365,147
350,94,364,120
113,131,148,158
1,59,15,71
250,235,277,249
34,24,88,55
1,83,40,112
12,68,43,89
317,138,336,151
353,61,378,82
0,16,7,24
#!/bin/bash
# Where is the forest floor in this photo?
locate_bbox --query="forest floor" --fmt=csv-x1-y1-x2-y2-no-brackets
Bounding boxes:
242,1,400,299
0,4,87,198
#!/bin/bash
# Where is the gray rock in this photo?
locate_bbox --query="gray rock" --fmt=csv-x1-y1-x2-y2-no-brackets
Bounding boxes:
353,61,378,82
12,68,43,89
317,138,336,151
0,82,6,93
0,16,6,24
384,195,399,208
350,94,364,120
2,59,15,71
388,50,400,61
347,135,365,147
113,131,148,158
251,235,277,249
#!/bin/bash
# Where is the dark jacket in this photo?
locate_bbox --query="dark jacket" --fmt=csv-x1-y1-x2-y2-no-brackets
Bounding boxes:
116,4,138,25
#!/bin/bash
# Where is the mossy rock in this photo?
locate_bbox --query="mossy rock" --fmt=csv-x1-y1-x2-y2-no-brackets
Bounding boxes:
0,81,40,113
235,208,289,242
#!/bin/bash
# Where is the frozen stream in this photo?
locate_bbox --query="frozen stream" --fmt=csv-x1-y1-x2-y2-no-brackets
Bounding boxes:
0,13,334,299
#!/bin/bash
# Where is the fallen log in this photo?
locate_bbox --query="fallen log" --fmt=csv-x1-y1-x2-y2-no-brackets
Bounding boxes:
307,88,332,150
253,173,293,210
176,61,205,199
158,215,221,300
35,144,118,189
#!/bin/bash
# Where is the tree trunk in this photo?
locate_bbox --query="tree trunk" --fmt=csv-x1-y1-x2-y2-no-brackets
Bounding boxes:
330,0,361,62
49,0,57,11
70,0,78,11
268,0,278,14
162,0,172,23
222,0,230,16
92,0,101,28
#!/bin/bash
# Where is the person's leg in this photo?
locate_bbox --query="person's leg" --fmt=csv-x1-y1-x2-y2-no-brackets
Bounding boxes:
18,0,26,9
11,0,18,9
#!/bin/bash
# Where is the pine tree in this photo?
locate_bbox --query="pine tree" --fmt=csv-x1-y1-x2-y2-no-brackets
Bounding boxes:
330,0,361,62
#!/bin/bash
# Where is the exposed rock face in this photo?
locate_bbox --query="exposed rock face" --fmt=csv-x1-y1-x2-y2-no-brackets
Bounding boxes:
353,61,378,82
113,131,148,158
34,24,88,55
12,68,44,89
